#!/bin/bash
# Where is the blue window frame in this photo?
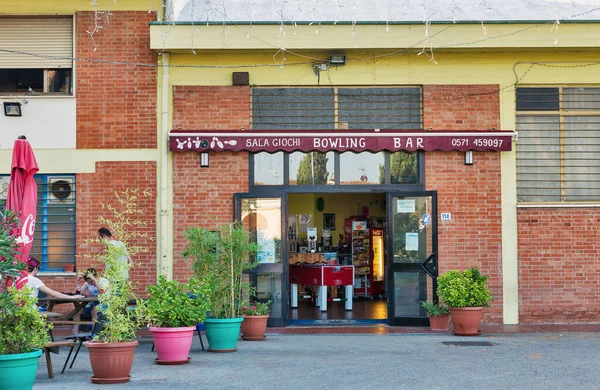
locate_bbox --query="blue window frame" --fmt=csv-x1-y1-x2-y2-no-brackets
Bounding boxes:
1,174,76,272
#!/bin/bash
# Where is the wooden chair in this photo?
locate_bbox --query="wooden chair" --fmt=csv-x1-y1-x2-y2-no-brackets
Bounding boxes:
42,340,76,379
63,319,103,370
43,320,96,377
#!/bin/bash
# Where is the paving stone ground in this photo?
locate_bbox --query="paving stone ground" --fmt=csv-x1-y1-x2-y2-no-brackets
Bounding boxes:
34,330,600,389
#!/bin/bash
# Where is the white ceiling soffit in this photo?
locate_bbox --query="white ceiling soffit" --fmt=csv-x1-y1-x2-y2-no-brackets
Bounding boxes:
172,0,600,23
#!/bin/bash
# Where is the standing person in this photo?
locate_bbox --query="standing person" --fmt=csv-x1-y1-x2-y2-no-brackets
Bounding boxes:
97,227,132,279
24,256,84,304
72,268,107,333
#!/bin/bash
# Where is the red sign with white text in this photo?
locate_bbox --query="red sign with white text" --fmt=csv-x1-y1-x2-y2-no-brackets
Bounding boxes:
169,129,513,153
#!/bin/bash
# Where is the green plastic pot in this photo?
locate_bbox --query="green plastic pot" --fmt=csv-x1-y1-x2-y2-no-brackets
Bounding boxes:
0,349,42,390
204,317,244,352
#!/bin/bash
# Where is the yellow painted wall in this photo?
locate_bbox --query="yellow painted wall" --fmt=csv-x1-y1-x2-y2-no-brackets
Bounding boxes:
0,0,156,14
151,23,600,51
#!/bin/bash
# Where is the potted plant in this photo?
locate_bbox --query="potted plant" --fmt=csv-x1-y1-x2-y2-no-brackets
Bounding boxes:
240,300,271,341
420,301,451,331
83,189,152,383
0,266,51,390
143,275,209,364
436,267,492,336
0,210,51,389
183,222,259,352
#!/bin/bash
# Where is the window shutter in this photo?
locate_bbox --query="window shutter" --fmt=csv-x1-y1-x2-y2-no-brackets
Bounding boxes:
516,87,600,202
0,16,73,69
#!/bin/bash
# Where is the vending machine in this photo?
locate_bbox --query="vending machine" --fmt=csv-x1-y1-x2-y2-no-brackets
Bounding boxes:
344,216,386,298
345,218,370,297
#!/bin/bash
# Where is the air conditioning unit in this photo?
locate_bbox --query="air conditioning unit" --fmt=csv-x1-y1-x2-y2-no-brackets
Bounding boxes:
0,177,10,201
48,177,75,203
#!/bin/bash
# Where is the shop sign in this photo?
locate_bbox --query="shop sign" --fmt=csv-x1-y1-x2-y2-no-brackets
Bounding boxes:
169,130,514,153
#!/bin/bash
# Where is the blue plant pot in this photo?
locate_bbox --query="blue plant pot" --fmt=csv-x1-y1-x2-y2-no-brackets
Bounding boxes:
203,317,244,352
0,349,42,390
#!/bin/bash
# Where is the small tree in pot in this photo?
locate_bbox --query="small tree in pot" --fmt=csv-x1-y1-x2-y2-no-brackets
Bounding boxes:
144,276,209,364
183,222,259,352
436,267,492,336
83,189,152,383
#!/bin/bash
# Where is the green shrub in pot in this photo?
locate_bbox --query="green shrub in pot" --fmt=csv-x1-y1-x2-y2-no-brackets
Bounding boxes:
144,276,209,328
436,267,492,308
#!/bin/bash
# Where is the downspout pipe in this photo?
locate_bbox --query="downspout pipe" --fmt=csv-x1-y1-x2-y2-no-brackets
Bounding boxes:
159,52,171,280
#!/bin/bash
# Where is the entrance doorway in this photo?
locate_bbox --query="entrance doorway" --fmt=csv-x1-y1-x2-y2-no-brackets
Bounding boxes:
288,192,388,324
235,191,438,326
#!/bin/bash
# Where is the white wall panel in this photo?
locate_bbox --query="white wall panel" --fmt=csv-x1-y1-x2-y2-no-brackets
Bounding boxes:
0,98,76,149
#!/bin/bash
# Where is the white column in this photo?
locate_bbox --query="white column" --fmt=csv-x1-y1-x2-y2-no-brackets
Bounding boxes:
345,285,353,310
291,283,298,308
319,286,327,311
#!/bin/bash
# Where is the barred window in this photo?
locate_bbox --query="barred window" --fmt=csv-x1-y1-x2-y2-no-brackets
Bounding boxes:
251,87,422,188
0,174,76,271
516,87,600,202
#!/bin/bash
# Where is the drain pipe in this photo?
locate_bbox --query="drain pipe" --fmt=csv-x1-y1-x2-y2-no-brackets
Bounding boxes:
158,51,171,280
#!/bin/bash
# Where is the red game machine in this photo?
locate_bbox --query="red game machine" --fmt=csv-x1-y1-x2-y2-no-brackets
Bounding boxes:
290,264,354,312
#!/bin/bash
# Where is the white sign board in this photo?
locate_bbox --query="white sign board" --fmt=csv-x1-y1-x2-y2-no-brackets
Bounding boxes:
441,213,452,221
397,199,415,213
405,232,419,251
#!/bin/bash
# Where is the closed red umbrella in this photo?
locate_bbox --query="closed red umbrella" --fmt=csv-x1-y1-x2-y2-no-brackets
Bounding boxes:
6,135,38,267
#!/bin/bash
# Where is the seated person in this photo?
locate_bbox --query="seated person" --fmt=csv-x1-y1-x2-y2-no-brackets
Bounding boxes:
73,268,108,333
25,257,85,305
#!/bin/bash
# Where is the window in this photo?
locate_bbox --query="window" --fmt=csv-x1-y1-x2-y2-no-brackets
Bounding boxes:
251,87,423,188
0,16,73,95
516,87,600,202
0,174,76,271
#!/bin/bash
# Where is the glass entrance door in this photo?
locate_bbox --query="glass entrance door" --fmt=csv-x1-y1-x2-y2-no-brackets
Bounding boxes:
386,191,438,326
234,193,288,327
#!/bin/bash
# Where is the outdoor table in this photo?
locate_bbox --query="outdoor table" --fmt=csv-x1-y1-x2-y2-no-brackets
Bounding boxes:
38,296,98,321
40,311,63,319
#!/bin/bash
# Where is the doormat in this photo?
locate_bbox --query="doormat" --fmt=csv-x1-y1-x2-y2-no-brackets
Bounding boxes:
290,319,387,326
442,341,495,347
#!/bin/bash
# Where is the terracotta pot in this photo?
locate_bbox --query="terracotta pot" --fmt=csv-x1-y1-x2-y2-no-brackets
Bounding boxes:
63,264,75,273
150,326,195,364
428,314,451,331
240,315,269,341
85,340,138,384
449,307,483,336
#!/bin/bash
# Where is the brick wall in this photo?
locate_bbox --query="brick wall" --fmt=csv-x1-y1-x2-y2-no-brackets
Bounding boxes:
39,161,156,308
518,208,600,323
172,86,251,281
75,161,157,296
424,85,503,324
76,11,157,149
423,85,500,130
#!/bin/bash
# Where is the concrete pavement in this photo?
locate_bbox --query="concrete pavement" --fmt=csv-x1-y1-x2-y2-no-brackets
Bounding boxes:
34,329,600,389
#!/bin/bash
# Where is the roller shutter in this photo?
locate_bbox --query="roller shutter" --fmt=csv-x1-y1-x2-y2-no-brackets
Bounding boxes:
0,16,73,69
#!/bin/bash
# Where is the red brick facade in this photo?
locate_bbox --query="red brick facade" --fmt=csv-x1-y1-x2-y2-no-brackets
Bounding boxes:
423,85,500,130
75,161,157,296
76,11,157,149
172,86,251,282
424,85,503,323
42,161,157,313
518,208,600,323
41,11,158,305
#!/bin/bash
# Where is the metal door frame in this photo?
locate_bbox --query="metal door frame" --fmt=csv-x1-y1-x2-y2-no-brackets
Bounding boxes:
385,191,438,326
234,192,289,327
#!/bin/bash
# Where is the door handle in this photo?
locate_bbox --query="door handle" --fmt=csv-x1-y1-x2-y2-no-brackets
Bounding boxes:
420,252,437,279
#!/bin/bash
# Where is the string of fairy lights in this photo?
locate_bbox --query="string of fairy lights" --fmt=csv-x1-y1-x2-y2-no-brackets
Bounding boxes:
1,0,600,108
